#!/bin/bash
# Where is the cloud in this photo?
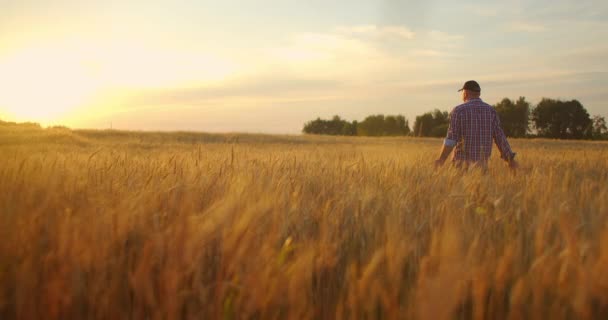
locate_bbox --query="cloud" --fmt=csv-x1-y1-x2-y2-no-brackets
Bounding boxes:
334,25,416,40
260,25,465,80
427,30,465,42
470,6,499,17
265,31,380,65
104,24,468,112
123,76,348,108
264,24,419,69
93,42,240,89
506,21,547,33
81,24,472,132
261,29,397,81
410,49,446,57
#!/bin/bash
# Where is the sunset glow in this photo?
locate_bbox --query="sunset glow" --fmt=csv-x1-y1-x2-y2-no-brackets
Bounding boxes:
0,1,607,132
0,38,239,124
0,44,101,122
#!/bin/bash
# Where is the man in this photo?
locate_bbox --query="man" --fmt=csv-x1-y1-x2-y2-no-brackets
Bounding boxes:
435,80,518,170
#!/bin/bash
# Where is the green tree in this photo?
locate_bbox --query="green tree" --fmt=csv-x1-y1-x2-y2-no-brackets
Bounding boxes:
592,115,608,140
531,98,592,139
384,115,399,135
341,120,357,136
302,114,409,137
357,114,385,136
302,117,324,134
413,109,449,137
395,115,411,136
356,114,410,136
302,116,355,136
494,97,530,137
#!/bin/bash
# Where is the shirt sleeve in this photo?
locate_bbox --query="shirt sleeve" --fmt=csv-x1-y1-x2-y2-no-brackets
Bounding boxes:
492,110,515,161
444,109,460,147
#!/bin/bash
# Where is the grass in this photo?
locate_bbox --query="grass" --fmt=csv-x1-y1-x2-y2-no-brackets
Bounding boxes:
1,126,608,319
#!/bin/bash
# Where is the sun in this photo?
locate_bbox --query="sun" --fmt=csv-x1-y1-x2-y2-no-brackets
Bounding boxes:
0,40,240,125
0,45,102,124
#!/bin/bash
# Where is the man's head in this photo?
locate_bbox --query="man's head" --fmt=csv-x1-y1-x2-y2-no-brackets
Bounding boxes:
458,80,481,101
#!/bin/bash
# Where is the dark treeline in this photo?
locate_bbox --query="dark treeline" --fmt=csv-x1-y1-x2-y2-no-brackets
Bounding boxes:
302,115,410,137
0,119,43,129
303,97,608,140
413,110,449,137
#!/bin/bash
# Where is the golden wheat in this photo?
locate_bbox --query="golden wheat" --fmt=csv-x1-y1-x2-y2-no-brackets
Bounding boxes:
1,127,607,319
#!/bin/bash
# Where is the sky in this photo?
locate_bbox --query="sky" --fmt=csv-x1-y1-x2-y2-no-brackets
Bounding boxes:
0,0,607,133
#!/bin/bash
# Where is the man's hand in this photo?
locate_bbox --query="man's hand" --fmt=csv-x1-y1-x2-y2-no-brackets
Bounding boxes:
435,159,446,167
436,145,454,168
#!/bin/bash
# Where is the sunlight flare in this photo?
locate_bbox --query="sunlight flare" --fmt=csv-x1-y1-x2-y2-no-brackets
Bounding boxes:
0,45,102,122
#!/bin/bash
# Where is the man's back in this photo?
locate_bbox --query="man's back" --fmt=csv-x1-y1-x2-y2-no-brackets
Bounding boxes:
436,80,516,169
446,98,513,164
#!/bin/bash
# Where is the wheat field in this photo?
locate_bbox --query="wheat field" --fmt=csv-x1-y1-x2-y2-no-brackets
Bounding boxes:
1,126,608,319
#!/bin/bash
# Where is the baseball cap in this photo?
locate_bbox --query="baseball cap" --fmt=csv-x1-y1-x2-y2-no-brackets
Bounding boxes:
457,80,481,92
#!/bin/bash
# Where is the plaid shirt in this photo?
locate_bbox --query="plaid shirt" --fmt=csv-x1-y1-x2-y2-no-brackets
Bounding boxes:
444,98,515,163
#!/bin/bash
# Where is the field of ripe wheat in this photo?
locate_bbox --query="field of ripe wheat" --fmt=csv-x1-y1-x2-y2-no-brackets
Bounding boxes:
1,126,608,319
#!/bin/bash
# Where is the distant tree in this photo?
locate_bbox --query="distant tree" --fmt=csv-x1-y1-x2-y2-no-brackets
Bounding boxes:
494,97,530,137
430,110,449,137
341,120,357,136
356,114,410,136
531,98,592,139
0,119,16,126
302,117,323,134
592,115,608,140
413,109,449,137
413,113,432,137
0,119,41,129
385,115,399,135
357,114,384,136
351,120,359,135
328,115,344,135
303,115,355,135
395,115,411,136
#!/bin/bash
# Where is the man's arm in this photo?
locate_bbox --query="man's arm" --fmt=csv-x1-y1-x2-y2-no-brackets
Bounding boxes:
435,144,454,166
492,111,518,169
435,110,460,166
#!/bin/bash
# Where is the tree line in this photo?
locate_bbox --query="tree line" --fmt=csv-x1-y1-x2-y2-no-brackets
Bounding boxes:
302,115,410,137
0,119,43,129
303,97,608,140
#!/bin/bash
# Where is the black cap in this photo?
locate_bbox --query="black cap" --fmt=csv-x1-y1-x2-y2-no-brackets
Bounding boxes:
458,80,481,92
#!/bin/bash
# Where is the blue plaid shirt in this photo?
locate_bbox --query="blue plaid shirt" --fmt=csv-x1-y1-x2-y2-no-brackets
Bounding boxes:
444,98,515,163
